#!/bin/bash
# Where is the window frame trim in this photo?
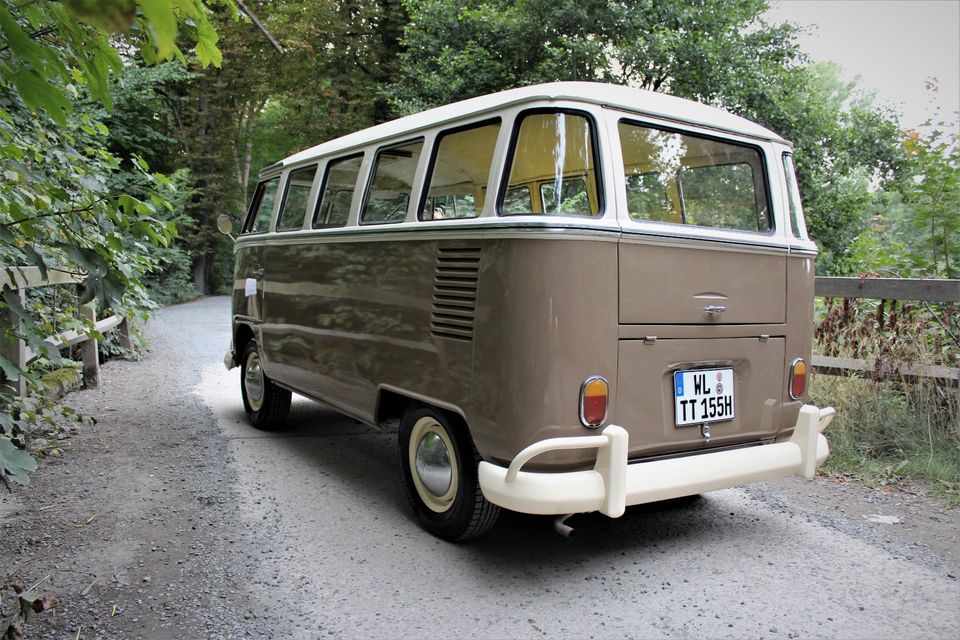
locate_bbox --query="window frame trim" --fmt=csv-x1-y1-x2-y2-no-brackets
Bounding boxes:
311,153,365,230
496,107,606,219
275,163,319,233
416,117,503,222
242,175,281,235
358,137,426,226
615,115,777,237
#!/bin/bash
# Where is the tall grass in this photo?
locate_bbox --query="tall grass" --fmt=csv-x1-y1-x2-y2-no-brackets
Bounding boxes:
812,294,960,503
811,375,960,502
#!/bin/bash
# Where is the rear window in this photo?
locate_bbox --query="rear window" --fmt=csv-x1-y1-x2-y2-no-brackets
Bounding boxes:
618,121,770,233
243,177,280,234
500,110,601,216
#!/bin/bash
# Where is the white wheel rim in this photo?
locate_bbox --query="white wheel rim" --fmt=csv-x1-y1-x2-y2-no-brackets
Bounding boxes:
408,416,459,513
244,351,264,412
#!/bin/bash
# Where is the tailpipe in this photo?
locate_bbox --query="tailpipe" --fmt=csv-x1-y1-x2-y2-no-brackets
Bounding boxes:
554,514,576,538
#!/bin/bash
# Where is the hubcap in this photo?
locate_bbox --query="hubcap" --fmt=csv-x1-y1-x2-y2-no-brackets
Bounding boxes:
244,352,264,411
415,432,453,497
408,417,459,513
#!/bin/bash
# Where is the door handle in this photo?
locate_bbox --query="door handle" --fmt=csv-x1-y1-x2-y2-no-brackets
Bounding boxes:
703,305,726,315
251,266,264,278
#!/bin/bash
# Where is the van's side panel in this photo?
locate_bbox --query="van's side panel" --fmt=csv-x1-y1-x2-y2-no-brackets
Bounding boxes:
779,252,817,431
257,234,477,423
471,233,620,466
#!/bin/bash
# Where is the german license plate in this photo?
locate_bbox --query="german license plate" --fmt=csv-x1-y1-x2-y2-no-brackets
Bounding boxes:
674,368,735,427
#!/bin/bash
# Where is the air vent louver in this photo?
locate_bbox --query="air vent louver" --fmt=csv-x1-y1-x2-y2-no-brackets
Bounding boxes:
431,247,481,342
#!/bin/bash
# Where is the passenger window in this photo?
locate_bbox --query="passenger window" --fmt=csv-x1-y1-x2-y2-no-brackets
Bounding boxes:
276,165,317,232
420,120,500,220
244,177,280,233
361,140,424,224
500,111,601,216
782,153,806,238
314,154,362,228
618,121,770,232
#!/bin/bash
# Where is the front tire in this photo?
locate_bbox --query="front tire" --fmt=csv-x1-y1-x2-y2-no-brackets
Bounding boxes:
240,341,291,430
399,407,499,541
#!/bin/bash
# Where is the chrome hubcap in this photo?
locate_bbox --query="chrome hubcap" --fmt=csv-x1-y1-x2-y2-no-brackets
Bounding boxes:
415,432,453,497
408,417,459,513
244,353,264,411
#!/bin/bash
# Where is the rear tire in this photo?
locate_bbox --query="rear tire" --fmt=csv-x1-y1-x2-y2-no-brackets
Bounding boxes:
240,341,291,430
399,406,499,541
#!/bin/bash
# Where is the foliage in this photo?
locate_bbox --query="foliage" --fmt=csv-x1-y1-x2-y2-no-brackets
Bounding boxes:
813,290,959,499
899,125,960,278
0,0,229,487
391,0,797,113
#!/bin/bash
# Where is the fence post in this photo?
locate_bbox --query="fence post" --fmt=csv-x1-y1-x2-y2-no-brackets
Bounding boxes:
117,317,133,351
0,286,28,397
80,303,100,389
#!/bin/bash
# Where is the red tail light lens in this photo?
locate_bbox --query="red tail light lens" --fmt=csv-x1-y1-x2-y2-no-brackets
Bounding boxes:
789,358,807,400
580,376,609,428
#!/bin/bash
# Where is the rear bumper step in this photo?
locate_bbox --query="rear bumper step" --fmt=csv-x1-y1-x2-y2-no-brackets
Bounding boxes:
478,404,835,516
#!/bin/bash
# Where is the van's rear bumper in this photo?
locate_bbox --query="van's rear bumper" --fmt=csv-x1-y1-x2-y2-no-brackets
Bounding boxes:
478,404,834,516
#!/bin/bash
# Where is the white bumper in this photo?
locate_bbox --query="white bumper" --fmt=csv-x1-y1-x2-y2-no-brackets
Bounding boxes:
478,404,835,517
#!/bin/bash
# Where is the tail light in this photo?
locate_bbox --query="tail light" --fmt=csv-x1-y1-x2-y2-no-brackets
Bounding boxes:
789,358,807,400
579,376,609,428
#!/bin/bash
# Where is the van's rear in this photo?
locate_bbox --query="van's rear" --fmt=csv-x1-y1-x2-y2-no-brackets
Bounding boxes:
477,109,834,516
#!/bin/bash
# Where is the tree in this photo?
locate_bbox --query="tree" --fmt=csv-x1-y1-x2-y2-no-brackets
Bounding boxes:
391,1,905,274
0,0,228,486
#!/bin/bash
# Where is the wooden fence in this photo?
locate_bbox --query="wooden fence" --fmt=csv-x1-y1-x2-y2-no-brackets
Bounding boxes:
0,266,130,397
813,277,960,385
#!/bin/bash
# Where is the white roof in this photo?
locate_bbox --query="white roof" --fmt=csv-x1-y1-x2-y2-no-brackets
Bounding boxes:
279,82,786,170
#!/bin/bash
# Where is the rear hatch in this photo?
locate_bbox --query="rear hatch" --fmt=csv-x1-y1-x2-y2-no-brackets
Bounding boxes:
616,240,787,457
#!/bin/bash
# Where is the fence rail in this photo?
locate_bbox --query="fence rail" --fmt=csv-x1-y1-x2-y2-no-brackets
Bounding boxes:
0,266,130,397
813,276,959,384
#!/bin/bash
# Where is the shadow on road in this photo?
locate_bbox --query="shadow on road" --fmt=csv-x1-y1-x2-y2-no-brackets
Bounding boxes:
223,393,773,572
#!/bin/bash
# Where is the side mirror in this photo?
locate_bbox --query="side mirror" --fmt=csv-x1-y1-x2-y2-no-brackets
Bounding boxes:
216,214,235,239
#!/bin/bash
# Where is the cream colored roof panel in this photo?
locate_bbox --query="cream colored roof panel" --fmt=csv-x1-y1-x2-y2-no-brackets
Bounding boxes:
278,82,785,171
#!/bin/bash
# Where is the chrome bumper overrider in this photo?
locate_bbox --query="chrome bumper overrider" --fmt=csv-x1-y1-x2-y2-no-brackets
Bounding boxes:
478,404,835,517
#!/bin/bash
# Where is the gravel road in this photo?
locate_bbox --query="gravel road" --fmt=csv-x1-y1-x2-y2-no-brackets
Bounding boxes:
2,296,958,639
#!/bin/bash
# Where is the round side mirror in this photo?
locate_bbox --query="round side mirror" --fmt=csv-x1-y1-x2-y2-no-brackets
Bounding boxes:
216,214,235,236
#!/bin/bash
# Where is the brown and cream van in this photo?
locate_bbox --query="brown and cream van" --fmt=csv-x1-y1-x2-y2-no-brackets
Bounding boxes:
220,82,835,541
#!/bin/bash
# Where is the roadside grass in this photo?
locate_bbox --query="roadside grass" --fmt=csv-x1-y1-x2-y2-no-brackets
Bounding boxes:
810,373,960,505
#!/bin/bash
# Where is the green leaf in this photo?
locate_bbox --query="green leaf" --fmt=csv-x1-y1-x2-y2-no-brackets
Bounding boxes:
137,0,179,61
7,68,72,125
0,434,37,486
0,355,21,383
1,286,30,322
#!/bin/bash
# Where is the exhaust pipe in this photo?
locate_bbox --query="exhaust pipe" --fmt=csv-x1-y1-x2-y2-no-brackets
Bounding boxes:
554,514,576,538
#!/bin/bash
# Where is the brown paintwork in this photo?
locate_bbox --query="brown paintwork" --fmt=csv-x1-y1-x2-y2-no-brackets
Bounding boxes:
227,90,818,474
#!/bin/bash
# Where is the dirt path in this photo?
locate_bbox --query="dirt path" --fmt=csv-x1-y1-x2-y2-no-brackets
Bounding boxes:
2,296,958,639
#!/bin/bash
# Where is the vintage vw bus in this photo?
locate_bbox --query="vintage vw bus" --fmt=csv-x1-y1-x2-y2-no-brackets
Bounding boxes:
220,82,835,541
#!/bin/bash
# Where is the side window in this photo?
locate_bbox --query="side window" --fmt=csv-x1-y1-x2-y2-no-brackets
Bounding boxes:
500,110,601,216
313,154,363,228
243,177,280,234
420,120,501,220
361,139,424,224
276,165,317,232
782,153,806,238
618,120,771,232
